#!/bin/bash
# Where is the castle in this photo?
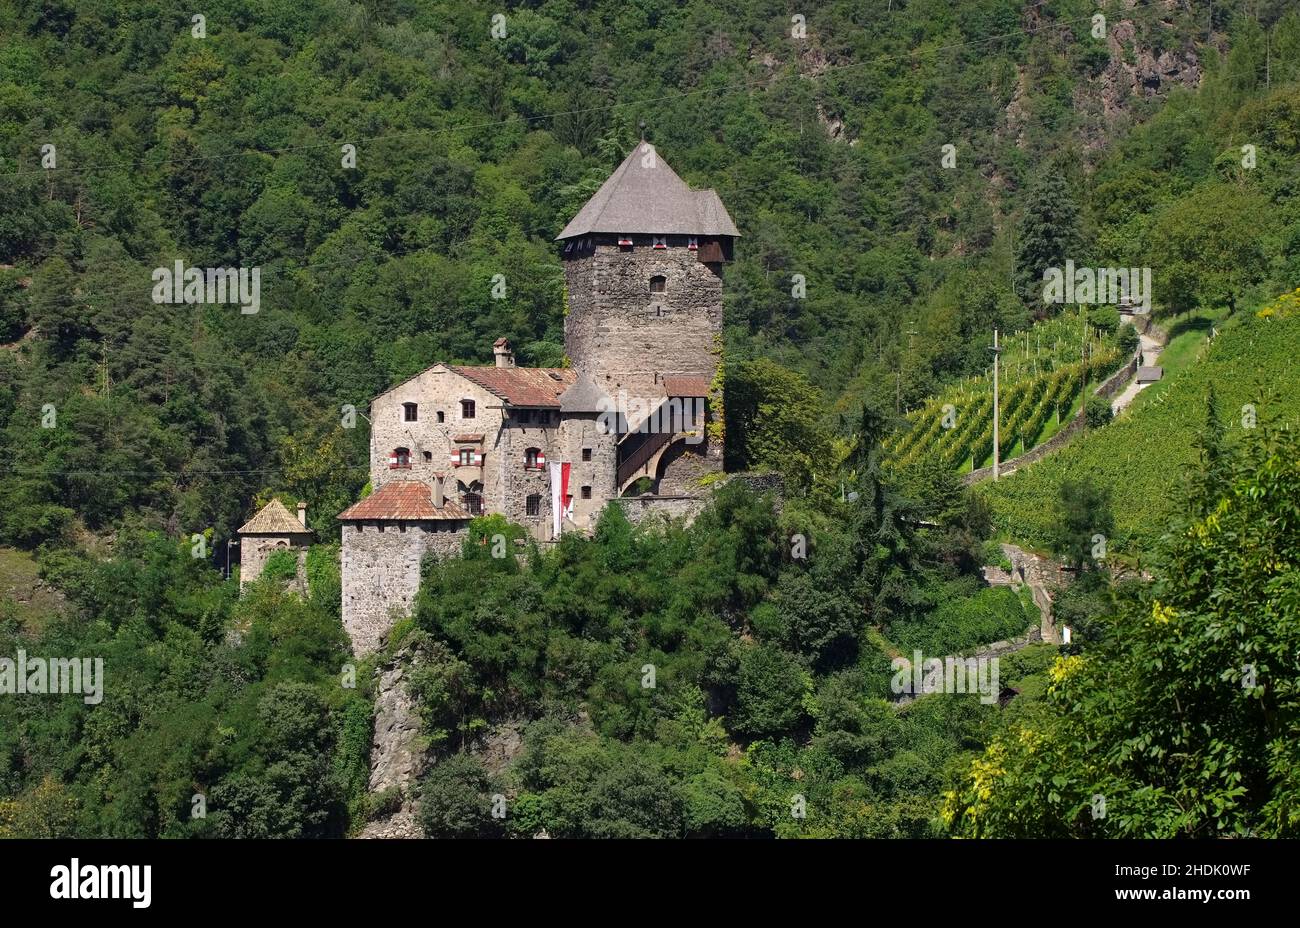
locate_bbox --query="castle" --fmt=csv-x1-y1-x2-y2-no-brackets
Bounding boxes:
246,144,739,655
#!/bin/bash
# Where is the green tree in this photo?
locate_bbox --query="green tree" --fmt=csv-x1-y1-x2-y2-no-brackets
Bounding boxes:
1047,477,1114,570
1014,168,1083,306
946,426,1300,837
1148,184,1270,317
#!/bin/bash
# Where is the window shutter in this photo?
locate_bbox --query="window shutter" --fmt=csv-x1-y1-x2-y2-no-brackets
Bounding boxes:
450,452,461,467
472,452,483,465
536,451,546,466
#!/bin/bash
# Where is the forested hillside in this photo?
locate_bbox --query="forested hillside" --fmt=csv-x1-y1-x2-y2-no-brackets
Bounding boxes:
3,1,1300,839
3,0,1297,544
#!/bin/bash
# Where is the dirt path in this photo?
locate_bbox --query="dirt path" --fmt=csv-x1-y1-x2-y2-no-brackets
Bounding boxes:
1109,331,1164,416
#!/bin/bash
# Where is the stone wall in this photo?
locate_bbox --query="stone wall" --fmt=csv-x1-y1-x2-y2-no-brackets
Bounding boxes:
340,520,467,655
239,531,312,589
613,494,707,526
655,437,714,496
563,238,723,407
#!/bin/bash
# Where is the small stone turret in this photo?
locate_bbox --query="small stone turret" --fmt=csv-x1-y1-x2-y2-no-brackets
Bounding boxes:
236,498,314,590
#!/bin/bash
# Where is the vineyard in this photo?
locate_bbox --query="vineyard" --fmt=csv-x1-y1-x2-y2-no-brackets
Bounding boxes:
981,299,1300,553
887,312,1126,473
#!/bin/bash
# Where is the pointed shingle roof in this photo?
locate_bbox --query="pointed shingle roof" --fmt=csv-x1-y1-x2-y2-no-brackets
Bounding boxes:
558,375,610,414
556,143,740,240
238,499,311,535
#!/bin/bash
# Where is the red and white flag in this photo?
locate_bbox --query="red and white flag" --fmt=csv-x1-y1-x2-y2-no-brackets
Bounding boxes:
550,461,570,537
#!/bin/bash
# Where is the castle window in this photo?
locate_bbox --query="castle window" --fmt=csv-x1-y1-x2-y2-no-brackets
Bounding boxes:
618,236,633,249
524,447,546,471
650,275,666,294
688,236,699,252
423,451,432,462
516,409,534,425
462,493,483,516
526,494,541,517
582,448,592,462
437,411,445,423
402,402,418,422
461,399,475,419
652,236,667,250
458,449,473,466
581,486,592,499
390,447,411,469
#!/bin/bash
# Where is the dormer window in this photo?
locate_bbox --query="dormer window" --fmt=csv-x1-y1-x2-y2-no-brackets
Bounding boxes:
652,235,667,250
650,275,666,294
402,402,418,422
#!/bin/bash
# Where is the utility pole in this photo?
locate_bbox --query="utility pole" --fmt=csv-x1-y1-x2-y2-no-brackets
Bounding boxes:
990,328,1002,480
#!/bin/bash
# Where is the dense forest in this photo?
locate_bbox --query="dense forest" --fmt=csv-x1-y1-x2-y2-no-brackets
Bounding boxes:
1,0,1299,837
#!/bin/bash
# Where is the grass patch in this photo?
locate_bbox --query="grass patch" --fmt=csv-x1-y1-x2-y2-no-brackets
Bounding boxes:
0,547,66,633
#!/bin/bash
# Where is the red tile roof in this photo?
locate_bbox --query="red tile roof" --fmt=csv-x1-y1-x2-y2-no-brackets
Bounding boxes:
451,366,576,407
337,481,470,521
663,376,711,397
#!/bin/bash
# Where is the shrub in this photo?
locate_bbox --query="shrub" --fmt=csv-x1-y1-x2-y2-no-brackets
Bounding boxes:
1085,395,1112,429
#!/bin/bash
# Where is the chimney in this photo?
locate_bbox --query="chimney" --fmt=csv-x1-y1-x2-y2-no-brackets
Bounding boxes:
433,474,445,509
297,501,307,527
493,338,515,368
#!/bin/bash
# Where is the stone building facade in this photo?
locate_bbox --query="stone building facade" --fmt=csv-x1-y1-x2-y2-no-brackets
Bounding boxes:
337,142,739,655
338,479,470,654
237,498,313,590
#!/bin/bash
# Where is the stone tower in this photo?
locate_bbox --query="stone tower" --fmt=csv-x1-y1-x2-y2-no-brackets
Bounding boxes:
556,143,739,492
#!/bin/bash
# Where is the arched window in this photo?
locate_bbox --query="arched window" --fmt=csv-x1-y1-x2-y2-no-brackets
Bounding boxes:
390,447,411,469
524,447,546,470
649,275,666,294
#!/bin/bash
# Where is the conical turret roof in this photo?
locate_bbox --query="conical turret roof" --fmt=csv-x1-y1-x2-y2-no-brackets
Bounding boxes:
556,143,740,240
